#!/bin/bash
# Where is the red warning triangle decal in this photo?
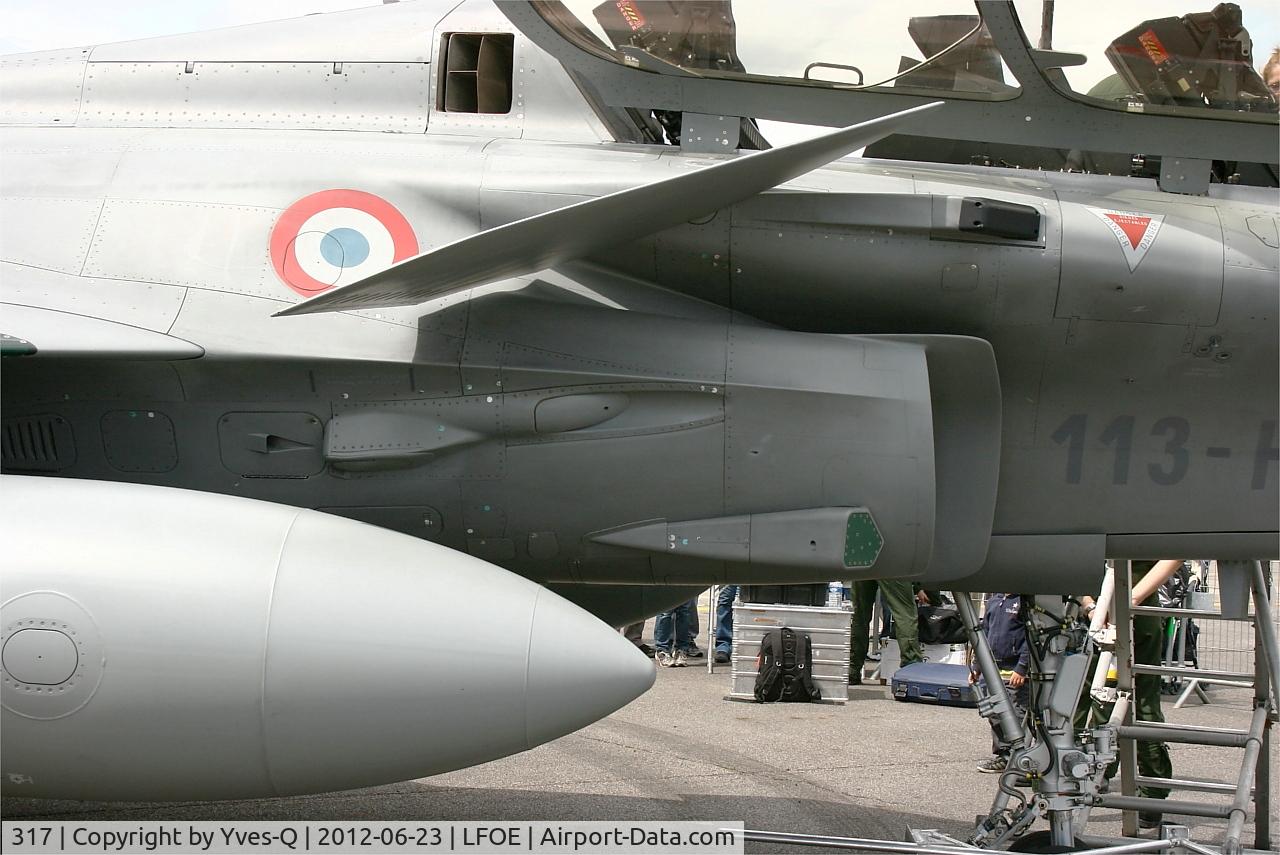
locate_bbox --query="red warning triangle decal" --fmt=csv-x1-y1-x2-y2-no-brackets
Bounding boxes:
1105,213,1150,249
1087,207,1165,272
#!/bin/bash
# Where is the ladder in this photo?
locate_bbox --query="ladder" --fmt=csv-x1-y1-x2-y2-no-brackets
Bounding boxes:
1097,560,1277,853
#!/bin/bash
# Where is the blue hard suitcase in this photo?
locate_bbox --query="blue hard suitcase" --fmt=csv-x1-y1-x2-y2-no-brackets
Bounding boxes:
890,661,979,707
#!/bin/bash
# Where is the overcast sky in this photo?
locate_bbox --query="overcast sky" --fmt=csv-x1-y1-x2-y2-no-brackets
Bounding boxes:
0,0,375,55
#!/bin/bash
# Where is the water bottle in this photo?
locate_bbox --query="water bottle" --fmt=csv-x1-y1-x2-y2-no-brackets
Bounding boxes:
827,581,843,608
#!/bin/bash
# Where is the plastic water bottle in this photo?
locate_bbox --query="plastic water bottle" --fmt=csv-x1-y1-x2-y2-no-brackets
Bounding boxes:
827,581,843,608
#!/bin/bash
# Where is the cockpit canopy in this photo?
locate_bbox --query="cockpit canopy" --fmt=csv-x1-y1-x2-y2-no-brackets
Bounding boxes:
537,0,1278,121
518,1,1277,187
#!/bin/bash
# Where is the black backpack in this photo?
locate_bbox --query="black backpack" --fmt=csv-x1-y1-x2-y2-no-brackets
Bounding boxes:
753,627,822,703
917,605,968,645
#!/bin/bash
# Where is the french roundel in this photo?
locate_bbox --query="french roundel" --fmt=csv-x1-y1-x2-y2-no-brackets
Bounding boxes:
270,189,418,297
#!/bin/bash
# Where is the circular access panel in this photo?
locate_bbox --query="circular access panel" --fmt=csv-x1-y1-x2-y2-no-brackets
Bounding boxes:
3,629,78,684
1,591,105,720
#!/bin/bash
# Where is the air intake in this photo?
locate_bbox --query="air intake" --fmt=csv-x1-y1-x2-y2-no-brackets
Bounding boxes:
439,33,514,114
1,415,75,472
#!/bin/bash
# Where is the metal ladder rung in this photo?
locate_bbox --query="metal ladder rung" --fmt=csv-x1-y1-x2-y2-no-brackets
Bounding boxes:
1130,605,1254,621
1134,774,1249,795
1117,723,1249,748
1131,720,1249,736
1130,663,1254,683
1097,795,1234,819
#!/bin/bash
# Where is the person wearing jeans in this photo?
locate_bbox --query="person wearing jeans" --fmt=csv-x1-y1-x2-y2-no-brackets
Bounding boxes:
714,585,740,663
684,595,704,658
653,599,694,667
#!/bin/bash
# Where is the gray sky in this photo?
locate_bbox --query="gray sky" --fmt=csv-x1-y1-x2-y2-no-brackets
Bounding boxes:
0,0,374,55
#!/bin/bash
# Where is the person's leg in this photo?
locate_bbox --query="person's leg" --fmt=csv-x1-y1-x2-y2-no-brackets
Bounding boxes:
1092,585,1172,824
681,596,703,656
881,577,924,666
670,601,693,665
653,610,674,665
621,621,653,657
675,599,693,647
1133,684,1173,798
715,585,739,657
848,580,878,683
1133,613,1173,800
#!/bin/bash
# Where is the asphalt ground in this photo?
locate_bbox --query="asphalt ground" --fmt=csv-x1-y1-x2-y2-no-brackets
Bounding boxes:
4,606,1276,854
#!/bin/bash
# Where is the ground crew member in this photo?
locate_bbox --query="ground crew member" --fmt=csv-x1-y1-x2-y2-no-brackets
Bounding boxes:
1078,559,1179,830
971,593,1030,773
848,578,923,684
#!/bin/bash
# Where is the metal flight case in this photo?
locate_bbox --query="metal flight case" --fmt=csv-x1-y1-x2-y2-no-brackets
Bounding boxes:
726,601,851,703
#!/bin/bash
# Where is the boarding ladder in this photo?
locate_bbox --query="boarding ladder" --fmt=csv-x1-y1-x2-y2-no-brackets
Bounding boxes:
1095,560,1277,853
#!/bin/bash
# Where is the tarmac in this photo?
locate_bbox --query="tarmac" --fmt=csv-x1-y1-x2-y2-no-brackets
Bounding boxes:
3,602,1277,854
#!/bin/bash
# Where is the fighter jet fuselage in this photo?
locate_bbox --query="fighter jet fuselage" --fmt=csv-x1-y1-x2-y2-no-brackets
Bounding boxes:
2,0,1277,621
4,122,1274,606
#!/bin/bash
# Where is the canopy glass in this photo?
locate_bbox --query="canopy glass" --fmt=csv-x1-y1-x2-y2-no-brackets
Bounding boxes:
534,1,1279,123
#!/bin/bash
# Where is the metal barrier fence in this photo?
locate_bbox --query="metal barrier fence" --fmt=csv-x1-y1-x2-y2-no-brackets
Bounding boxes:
1163,561,1279,706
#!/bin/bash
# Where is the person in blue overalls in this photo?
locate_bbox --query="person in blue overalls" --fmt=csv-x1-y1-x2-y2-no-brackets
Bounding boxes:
971,593,1030,773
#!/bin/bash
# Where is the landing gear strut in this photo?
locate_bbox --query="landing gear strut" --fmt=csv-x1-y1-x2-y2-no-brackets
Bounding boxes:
958,591,1119,851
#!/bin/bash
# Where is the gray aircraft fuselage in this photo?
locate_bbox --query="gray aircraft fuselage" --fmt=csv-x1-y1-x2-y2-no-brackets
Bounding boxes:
2,0,1277,620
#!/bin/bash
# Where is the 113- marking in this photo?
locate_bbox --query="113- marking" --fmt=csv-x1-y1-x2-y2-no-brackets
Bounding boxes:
1051,415,1277,488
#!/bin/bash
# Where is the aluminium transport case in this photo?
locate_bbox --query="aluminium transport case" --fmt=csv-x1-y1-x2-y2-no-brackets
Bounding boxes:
728,602,851,703
890,661,979,707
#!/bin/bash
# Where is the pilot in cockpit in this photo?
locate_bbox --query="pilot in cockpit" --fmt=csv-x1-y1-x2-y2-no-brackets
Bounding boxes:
1263,46,1280,95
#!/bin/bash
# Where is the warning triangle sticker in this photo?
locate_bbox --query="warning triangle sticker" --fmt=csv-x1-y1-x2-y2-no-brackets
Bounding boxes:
1087,207,1164,272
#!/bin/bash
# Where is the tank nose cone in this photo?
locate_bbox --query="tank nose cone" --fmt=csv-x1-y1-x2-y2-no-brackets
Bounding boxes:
0,477,660,800
524,588,655,747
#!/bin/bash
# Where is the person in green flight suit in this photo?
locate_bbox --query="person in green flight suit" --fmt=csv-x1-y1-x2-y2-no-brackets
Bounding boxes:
848,578,925,684
1078,559,1180,830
